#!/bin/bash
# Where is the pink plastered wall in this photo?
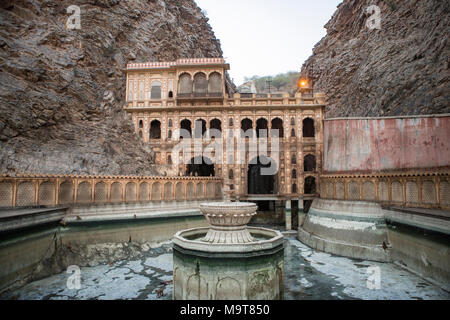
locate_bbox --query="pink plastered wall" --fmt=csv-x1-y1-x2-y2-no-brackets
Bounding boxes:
323,116,450,173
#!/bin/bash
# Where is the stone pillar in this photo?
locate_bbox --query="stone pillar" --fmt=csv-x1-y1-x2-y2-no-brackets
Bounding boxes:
298,198,305,227
285,199,292,231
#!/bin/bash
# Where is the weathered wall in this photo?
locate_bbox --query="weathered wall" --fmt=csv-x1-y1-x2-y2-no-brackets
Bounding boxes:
324,115,450,173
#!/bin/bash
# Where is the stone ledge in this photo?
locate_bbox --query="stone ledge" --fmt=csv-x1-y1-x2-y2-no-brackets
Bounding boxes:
297,227,391,262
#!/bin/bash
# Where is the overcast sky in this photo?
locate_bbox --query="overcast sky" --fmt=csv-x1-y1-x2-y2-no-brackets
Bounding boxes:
194,0,342,85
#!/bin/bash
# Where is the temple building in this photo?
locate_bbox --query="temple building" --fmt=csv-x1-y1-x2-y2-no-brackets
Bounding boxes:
124,58,326,228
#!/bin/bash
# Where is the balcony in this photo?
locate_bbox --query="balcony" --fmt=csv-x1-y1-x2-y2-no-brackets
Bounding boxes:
176,92,223,100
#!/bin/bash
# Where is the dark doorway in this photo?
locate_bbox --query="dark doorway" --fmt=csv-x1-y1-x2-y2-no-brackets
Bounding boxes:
210,118,222,138
194,119,206,138
180,119,192,136
292,200,299,230
241,118,253,137
248,156,277,195
303,118,315,138
271,118,284,138
186,156,214,177
149,120,161,139
304,154,316,172
256,118,268,138
304,176,316,194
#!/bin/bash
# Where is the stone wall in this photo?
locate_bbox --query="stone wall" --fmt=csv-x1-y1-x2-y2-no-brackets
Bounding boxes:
323,115,450,173
0,175,222,208
320,171,450,210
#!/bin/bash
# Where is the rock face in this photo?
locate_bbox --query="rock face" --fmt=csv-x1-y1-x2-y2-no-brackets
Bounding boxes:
300,0,450,117
0,0,225,176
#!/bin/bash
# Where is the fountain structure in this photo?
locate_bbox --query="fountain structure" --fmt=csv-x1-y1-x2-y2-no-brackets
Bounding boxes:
172,180,284,300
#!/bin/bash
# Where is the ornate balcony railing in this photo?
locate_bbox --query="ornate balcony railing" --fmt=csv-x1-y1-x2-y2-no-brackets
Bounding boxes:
0,175,223,208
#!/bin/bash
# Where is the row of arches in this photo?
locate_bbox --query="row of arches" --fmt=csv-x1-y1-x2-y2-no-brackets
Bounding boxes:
0,180,222,207
178,72,222,95
142,117,315,140
321,178,450,206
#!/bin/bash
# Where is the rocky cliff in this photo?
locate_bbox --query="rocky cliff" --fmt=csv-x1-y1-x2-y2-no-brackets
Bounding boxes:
300,0,449,117
0,0,224,176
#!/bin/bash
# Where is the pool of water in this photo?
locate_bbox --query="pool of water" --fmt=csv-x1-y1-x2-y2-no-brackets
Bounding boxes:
1,238,448,300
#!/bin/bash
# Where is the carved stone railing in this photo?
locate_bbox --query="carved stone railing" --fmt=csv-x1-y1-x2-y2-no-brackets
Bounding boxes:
0,174,223,208
320,169,450,210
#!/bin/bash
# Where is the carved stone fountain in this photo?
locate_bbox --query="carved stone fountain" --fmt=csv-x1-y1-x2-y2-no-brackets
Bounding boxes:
172,180,284,300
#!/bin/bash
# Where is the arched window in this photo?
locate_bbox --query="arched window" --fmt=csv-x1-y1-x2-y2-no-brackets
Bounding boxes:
208,72,222,93
271,118,284,138
303,118,315,138
290,117,295,125
180,119,192,136
178,73,192,94
304,154,316,172
168,91,173,98
193,72,207,95
241,118,253,137
304,176,316,194
194,119,207,138
149,120,161,139
229,169,234,179
168,119,172,127
292,154,297,165
256,118,268,138
210,118,222,138
292,169,297,179
139,131,143,138
139,120,143,128
229,118,234,127
291,128,296,137
150,81,161,99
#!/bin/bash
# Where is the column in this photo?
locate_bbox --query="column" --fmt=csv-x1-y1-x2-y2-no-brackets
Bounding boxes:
297,198,305,228
285,199,292,231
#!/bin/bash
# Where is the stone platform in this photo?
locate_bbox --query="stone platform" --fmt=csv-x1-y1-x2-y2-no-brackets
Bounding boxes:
297,198,391,262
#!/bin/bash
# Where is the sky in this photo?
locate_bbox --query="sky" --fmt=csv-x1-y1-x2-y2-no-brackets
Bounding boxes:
194,0,342,86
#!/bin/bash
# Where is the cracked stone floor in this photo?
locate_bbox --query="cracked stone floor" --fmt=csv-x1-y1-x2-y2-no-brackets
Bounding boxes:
1,238,449,300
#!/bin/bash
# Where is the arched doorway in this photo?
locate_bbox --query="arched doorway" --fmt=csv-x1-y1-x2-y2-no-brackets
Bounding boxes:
193,72,207,95
256,118,268,138
271,118,284,138
149,120,161,139
180,119,192,136
210,118,222,138
304,176,316,194
178,73,192,95
303,118,315,138
194,119,206,138
186,156,214,177
248,156,277,195
304,154,316,172
241,118,253,137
